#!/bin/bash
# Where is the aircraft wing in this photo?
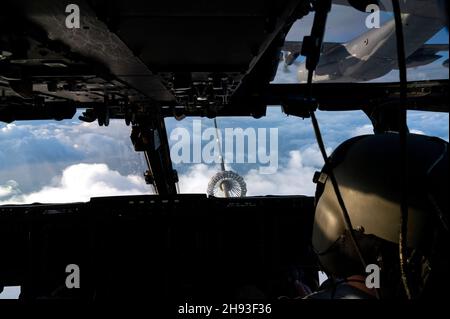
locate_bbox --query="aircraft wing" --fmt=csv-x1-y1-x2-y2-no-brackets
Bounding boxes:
394,44,449,69
332,0,355,7
414,44,449,53
333,0,446,20
283,41,341,53
283,41,448,68
282,41,302,54
282,41,341,65
332,0,387,11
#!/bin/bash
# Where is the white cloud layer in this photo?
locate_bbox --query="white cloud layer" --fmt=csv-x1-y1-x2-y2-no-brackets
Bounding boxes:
244,149,320,196
1,163,149,205
0,108,447,205
178,145,326,196
0,180,20,198
1,144,327,205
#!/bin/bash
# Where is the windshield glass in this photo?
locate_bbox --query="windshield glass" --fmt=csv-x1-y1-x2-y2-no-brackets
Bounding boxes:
0,114,149,204
1,108,448,204
274,1,449,83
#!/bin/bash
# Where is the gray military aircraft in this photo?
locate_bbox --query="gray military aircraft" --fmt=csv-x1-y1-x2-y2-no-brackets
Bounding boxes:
283,0,448,82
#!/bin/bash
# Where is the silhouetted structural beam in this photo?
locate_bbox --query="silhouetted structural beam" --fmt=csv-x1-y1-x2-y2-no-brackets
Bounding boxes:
130,117,178,196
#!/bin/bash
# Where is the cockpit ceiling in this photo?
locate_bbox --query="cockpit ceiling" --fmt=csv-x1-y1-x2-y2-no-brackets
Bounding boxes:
2,0,448,123
2,0,307,105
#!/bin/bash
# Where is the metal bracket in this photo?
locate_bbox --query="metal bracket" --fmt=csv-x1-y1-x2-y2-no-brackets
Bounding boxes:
130,115,178,196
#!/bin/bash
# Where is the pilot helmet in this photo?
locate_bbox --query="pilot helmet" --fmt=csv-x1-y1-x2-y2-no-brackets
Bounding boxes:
312,133,448,295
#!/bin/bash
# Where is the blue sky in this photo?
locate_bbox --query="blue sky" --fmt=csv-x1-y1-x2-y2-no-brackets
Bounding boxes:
0,3,448,205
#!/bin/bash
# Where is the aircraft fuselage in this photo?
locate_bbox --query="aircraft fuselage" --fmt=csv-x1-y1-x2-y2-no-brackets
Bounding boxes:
298,1,444,82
